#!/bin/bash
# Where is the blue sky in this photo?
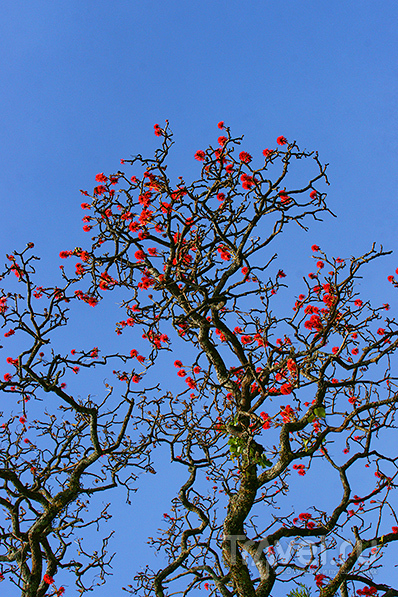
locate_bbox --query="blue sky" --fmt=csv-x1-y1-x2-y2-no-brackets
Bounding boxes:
1,0,398,594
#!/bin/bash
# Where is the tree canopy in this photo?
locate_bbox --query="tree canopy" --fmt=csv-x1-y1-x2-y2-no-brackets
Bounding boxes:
1,122,398,597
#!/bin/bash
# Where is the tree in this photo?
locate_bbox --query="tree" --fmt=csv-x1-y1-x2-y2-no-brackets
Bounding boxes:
1,121,398,597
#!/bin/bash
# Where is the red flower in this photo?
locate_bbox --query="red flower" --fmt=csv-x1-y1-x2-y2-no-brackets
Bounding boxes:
280,404,294,421
310,190,318,199
357,587,377,597
276,135,288,146
217,121,224,129
299,512,312,520
279,190,291,205
3,373,12,381
43,574,54,585
174,360,183,368
262,148,273,158
240,173,256,190
280,383,293,395
194,150,205,161
94,185,107,195
177,369,186,377
134,250,145,262
129,221,140,233
218,136,227,147
392,526,398,533
239,151,252,164
315,574,327,588
317,261,324,269
186,377,196,389
154,123,162,136
260,412,271,430
95,172,107,183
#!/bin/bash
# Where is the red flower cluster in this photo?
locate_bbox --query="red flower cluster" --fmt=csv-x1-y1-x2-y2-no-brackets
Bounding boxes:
286,359,297,376
217,246,231,261
134,250,146,262
280,382,293,395
292,463,306,476
99,271,117,291
185,377,196,389
74,290,98,307
0,297,7,313
315,574,327,588
260,412,271,430
278,190,291,205
240,173,257,190
299,512,312,521
43,574,54,585
280,404,294,422
357,586,377,596
239,151,252,164
304,313,322,332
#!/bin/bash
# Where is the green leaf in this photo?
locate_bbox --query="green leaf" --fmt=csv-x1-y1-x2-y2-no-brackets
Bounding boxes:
314,407,326,418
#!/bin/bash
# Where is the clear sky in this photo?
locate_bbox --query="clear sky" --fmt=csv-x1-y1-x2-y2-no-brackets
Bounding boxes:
1,1,398,595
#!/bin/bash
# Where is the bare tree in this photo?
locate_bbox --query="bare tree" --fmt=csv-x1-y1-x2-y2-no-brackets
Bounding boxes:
2,122,398,597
